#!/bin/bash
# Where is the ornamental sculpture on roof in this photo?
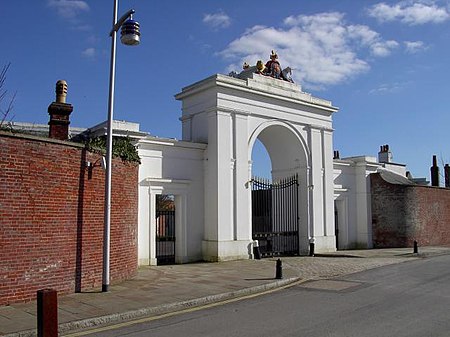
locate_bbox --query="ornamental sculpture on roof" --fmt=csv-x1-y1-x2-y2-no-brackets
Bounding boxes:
229,50,294,83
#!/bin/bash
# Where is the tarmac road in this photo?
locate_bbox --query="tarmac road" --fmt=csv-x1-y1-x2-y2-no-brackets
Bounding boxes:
71,254,450,337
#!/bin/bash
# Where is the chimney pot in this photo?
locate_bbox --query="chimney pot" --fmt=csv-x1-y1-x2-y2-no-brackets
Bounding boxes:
55,80,68,103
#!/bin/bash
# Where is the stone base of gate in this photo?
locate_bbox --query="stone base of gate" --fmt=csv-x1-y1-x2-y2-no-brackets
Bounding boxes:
299,236,310,255
314,235,337,253
139,257,157,266
202,240,254,262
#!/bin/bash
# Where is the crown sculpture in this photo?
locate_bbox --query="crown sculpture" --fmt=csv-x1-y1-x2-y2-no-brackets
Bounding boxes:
229,50,294,83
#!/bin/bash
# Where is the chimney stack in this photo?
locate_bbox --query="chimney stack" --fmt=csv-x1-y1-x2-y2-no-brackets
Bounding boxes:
445,164,450,188
430,155,440,187
333,150,340,159
48,80,73,140
378,144,392,163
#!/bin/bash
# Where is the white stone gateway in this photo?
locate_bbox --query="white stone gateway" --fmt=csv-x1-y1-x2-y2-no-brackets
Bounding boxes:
138,71,339,265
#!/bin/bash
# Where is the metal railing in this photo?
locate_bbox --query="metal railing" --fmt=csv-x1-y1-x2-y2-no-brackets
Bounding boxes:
156,210,175,264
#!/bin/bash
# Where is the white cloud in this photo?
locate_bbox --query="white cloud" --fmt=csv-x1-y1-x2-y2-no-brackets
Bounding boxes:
48,0,89,19
369,82,409,95
404,40,428,53
371,40,400,56
72,24,92,31
368,1,450,25
81,47,96,59
219,12,397,88
203,11,231,30
347,24,379,45
48,0,90,31
48,1,92,52
347,25,399,56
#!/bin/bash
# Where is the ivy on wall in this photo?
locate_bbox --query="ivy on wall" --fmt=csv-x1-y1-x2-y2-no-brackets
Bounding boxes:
85,136,141,164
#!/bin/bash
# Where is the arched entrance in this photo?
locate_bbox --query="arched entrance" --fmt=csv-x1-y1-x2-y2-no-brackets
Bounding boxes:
249,122,309,256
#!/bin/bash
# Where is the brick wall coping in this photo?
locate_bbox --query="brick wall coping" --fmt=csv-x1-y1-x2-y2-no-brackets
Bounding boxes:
375,172,449,191
0,130,84,148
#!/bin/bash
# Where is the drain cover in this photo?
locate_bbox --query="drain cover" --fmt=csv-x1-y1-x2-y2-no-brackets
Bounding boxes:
299,280,362,291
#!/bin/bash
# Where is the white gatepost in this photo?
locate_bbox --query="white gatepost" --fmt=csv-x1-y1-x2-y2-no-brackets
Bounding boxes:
308,126,336,251
202,108,251,261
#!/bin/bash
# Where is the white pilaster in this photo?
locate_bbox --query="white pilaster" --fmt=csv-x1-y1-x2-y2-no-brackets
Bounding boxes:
138,185,150,265
181,115,192,141
310,127,324,238
322,129,335,239
148,190,158,265
355,162,372,248
233,113,251,241
203,110,234,253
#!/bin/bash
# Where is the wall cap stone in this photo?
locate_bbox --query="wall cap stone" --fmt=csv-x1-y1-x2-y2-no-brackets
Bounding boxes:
0,130,84,148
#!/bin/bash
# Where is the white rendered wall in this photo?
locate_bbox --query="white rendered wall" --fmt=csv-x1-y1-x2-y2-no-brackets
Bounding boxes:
137,137,206,265
333,157,382,249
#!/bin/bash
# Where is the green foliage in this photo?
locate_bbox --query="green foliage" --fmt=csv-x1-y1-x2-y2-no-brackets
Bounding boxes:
85,136,141,164
0,122,13,132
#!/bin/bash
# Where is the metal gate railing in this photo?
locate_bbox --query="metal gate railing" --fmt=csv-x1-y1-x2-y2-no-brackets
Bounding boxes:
251,174,299,257
156,210,175,265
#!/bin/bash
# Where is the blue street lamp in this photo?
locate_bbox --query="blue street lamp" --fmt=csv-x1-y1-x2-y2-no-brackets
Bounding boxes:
103,0,140,292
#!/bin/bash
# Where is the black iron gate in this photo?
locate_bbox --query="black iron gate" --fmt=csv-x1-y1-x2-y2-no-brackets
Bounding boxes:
156,210,175,265
251,174,299,257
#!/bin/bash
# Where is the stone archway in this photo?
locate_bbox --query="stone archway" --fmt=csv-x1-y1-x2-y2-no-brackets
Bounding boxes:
176,72,338,261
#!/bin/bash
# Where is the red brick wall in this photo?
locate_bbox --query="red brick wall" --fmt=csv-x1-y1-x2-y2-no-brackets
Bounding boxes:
0,132,138,305
371,173,450,248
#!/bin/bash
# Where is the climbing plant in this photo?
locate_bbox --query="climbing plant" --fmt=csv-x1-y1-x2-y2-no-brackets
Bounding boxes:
85,136,141,164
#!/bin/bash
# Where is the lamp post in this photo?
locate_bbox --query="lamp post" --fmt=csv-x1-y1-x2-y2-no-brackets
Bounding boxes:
103,0,140,292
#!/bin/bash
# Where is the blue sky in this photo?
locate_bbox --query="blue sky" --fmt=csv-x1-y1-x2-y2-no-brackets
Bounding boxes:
2,0,450,181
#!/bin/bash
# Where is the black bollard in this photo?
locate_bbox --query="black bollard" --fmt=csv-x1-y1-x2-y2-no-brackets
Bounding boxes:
275,259,283,279
309,242,315,257
37,289,58,337
253,240,261,260
413,240,418,254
